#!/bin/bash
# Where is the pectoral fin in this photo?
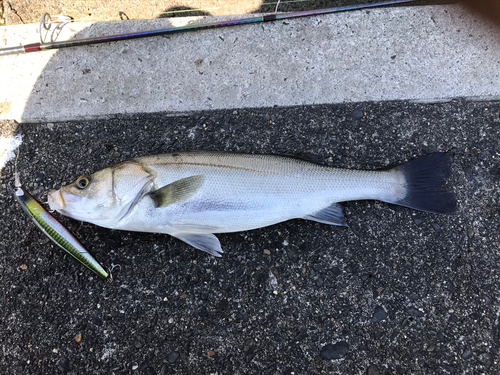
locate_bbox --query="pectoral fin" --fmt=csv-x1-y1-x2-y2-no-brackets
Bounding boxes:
149,175,205,207
303,203,347,227
172,232,223,257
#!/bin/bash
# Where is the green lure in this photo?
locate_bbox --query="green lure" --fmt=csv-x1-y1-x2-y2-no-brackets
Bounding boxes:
14,186,109,279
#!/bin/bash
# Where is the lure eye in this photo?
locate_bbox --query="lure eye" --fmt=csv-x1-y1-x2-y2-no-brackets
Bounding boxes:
76,176,90,189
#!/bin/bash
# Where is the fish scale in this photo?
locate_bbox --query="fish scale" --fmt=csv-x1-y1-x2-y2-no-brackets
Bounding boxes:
134,154,396,231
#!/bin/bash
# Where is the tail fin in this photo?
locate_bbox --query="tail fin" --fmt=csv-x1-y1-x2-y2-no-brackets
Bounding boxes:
387,153,456,214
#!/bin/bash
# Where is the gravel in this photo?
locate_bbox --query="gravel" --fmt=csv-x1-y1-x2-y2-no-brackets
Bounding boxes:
1,98,499,374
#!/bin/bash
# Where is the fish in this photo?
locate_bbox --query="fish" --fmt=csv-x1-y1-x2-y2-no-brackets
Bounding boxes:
13,175,109,279
47,151,456,257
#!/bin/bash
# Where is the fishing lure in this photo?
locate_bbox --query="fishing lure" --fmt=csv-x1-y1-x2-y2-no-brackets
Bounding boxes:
13,172,109,279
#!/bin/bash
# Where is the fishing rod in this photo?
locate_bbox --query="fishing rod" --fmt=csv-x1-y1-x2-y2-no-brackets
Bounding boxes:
0,0,416,57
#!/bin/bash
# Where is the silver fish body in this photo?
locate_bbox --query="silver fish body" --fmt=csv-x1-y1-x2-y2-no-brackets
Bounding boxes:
48,152,455,256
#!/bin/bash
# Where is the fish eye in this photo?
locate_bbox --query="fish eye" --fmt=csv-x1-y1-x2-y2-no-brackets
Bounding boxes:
76,176,90,189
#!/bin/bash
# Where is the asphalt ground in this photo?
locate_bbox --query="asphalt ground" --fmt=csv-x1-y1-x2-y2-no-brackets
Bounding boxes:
1,99,499,374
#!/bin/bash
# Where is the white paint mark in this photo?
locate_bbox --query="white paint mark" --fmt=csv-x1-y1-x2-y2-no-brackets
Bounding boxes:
0,134,23,170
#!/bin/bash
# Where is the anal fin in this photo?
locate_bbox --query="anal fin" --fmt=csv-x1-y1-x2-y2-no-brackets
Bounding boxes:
303,203,347,227
172,232,223,257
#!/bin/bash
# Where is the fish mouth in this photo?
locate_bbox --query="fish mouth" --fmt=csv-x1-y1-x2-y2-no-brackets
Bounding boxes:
47,189,66,211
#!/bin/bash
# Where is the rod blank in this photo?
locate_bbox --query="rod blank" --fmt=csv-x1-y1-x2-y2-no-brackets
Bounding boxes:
0,0,416,56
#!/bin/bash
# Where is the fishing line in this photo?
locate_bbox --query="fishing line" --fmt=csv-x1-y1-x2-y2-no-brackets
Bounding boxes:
275,0,283,13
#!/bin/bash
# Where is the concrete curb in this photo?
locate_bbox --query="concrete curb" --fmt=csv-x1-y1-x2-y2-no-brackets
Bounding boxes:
1,4,499,123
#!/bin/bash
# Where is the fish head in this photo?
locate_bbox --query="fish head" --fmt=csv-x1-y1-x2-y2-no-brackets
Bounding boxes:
48,161,153,226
